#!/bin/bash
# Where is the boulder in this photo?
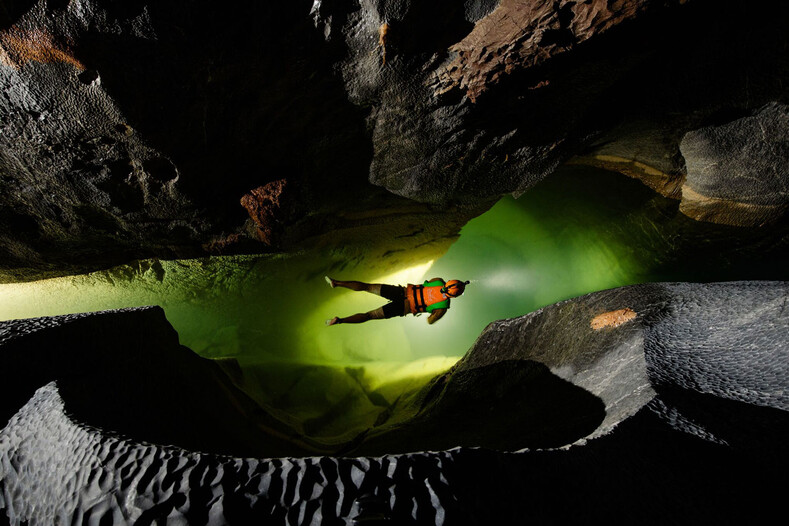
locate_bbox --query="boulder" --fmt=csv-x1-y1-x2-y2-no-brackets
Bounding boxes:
679,102,789,226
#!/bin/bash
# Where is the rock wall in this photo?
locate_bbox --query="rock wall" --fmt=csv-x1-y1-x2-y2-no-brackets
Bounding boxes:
2,281,786,524
320,0,789,209
1,0,787,279
0,0,489,281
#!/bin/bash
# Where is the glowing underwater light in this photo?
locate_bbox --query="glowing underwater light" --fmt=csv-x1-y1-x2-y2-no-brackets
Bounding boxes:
372,260,435,286
480,268,536,291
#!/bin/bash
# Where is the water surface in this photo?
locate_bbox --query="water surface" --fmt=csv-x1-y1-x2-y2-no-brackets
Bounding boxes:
1,166,786,434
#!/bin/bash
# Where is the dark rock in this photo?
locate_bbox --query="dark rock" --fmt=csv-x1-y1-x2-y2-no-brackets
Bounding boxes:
1,1,788,278
0,20,204,278
1,281,786,524
0,306,316,459
0,0,456,280
679,102,789,226
459,281,789,440
322,0,789,206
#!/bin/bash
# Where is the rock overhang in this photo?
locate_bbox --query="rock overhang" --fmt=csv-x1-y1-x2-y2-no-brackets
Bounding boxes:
0,0,788,280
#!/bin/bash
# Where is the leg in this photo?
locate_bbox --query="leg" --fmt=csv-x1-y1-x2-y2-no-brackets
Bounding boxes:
326,277,383,296
327,306,386,325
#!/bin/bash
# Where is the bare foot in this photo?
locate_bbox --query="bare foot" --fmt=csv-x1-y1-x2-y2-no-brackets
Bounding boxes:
326,317,340,326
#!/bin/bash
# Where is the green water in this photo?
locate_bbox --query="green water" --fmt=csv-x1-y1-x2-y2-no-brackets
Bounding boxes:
1,166,786,435
403,166,788,357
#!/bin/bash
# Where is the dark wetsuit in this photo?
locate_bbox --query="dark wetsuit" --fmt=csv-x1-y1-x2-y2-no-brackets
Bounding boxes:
380,284,407,318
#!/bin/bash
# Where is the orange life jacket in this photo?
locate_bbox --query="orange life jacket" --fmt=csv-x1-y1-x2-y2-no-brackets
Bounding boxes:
406,280,450,314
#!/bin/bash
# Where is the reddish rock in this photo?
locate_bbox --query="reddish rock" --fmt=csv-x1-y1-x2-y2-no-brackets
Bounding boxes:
434,0,682,102
240,179,293,246
0,26,84,70
590,308,638,330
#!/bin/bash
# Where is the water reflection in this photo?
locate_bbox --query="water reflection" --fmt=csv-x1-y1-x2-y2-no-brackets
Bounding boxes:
0,165,786,431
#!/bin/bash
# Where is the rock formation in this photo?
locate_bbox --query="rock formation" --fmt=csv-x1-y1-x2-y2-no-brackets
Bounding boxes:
1,0,787,279
679,102,789,226
0,307,318,459
1,1,787,522
0,0,489,282
2,282,787,523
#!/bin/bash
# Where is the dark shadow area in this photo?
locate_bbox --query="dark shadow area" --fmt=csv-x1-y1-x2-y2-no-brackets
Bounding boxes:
654,385,789,452
352,359,606,455
73,0,375,231
0,0,35,29
0,308,319,458
430,400,789,524
466,0,789,161
384,0,474,59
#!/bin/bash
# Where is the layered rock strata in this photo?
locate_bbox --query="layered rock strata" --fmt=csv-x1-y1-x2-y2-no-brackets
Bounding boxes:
2,281,787,524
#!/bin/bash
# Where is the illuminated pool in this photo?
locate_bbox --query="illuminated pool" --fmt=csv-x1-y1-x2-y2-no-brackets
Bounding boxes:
1,166,786,438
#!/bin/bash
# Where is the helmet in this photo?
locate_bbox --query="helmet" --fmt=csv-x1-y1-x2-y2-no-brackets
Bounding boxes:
441,279,469,298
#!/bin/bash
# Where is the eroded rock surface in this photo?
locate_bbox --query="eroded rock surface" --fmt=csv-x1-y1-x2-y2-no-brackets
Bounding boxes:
679,102,789,226
2,1,788,279
0,306,315,459
434,0,661,103
0,383,461,525
4,282,785,523
0,0,491,282
463,281,788,439
306,0,789,236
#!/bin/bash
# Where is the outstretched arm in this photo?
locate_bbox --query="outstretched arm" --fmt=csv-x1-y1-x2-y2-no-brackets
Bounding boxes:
427,308,447,325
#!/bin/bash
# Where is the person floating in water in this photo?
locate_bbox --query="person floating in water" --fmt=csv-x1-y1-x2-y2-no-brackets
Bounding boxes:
324,276,469,326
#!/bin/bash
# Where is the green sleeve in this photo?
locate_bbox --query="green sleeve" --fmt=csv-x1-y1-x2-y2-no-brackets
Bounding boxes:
426,299,450,312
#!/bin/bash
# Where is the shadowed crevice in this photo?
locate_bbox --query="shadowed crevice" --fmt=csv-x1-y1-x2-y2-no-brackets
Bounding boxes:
352,359,606,455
